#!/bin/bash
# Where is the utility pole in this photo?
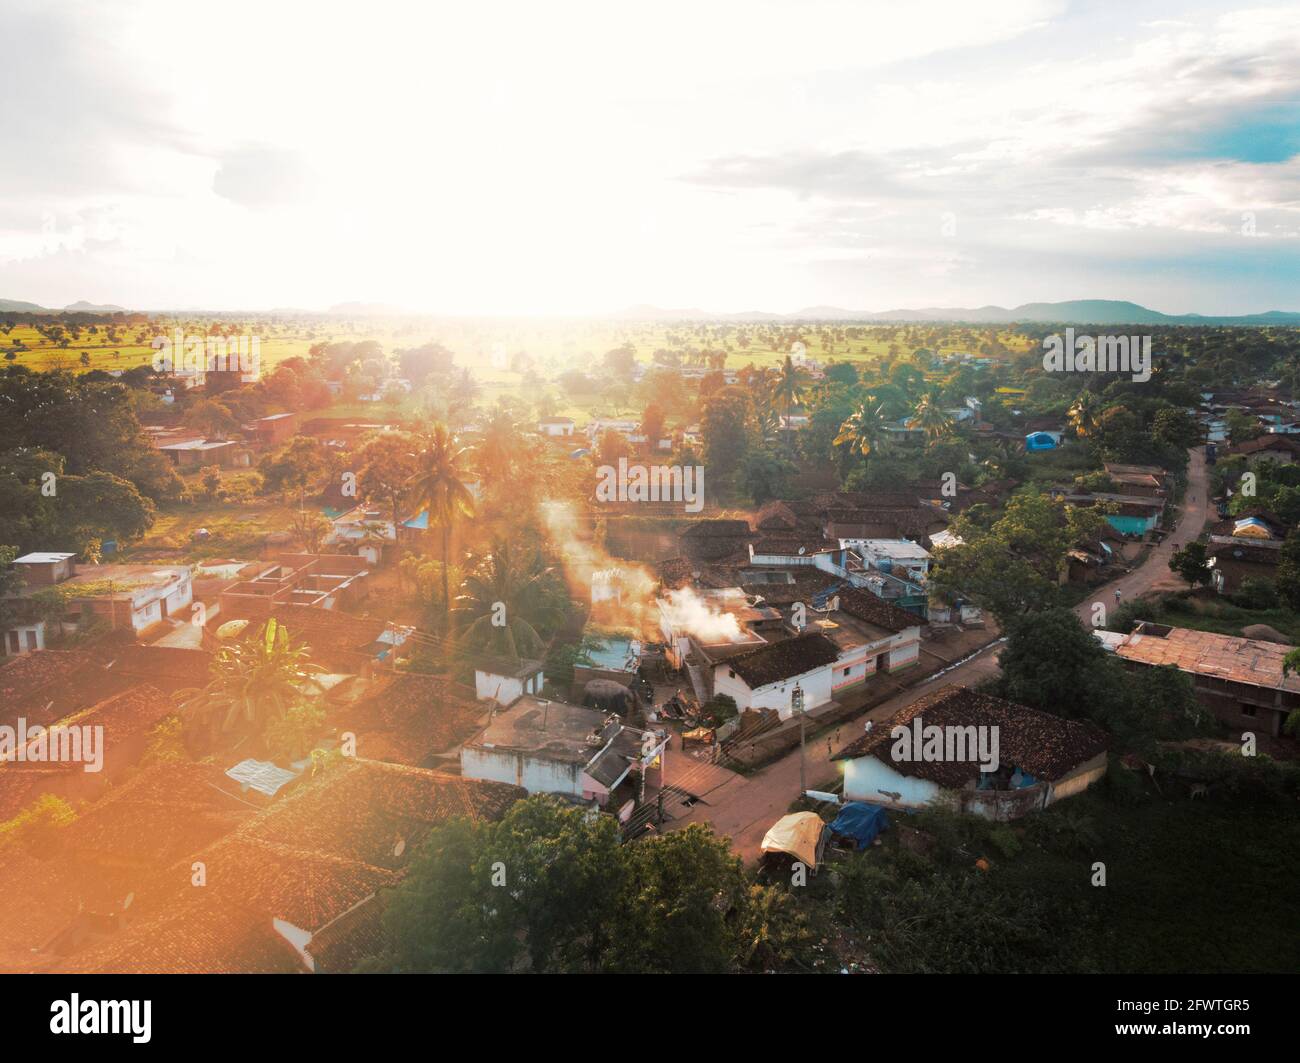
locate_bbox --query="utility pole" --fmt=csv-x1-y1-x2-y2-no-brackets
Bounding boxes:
793,681,806,798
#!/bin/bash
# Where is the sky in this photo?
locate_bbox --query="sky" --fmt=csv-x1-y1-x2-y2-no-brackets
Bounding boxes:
0,0,1298,316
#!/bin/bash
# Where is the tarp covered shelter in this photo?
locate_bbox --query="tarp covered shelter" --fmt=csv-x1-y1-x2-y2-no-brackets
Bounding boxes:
760,812,827,869
829,802,889,850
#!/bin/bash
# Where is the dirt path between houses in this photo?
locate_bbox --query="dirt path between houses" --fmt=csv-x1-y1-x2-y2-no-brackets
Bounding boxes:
666,448,1209,863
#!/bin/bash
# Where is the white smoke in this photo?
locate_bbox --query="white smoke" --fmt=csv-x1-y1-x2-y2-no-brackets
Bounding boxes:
658,587,744,643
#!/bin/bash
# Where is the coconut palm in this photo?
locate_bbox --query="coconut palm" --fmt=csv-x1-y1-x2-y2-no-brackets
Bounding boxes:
474,406,522,486
178,618,325,748
1068,391,1101,438
455,537,565,658
775,355,804,422
833,398,889,459
909,392,955,444
406,424,476,617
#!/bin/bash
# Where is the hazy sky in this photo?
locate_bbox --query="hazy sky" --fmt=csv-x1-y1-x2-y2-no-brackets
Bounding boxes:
1,0,1297,314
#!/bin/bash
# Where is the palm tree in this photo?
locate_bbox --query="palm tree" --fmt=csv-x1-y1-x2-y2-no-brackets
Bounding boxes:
455,537,564,658
474,407,521,487
178,618,325,749
909,392,955,445
834,399,889,460
1068,391,1101,438
775,355,804,422
406,424,476,617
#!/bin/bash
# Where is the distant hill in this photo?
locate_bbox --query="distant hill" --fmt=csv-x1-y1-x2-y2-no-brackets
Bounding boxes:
64,300,127,313
0,298,46,313
612,299,1300,326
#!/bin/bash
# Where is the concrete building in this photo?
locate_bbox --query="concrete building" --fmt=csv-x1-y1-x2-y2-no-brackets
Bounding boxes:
1109,621,1300,737
460,696,667,818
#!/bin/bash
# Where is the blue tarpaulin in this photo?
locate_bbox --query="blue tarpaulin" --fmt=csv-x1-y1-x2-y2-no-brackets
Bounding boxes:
829,802,889,850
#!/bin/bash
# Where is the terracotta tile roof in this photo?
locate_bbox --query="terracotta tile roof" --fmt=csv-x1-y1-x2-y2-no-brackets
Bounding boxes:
57,761,251,868
328,674,486,766
101,644,214,693
263,607,390,667
243,758,525,868
755,500,799,531
832,685,1108,787
0,650,121,729
680,519,754,539
55,893,305,974
834,587,925,634
0,853,87,960
727,633,841,688
1114,623,1300,692
1228,434,1300,457
48,759,525,974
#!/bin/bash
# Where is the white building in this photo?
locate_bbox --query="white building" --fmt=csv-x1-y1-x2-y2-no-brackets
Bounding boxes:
473,657,546,705
461,696,667,815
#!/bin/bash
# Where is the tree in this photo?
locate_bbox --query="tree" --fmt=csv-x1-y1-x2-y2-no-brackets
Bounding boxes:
476,406,521,479
406,424,475,618
834,399,888,462
1169,541,1211,588
1276,532,1300,611
355,432,419,529
178,617,325,750
701,390,754,486
739,447,796,505
261,435,331,502
373,796,624,973
930,492,1111,624
607,824,749,973
289,509,332,553
909,392,955,444
182,398,238,440
997,607,1119,722
1151,406,1201,450
455,538,564,658
1067,391,1101,438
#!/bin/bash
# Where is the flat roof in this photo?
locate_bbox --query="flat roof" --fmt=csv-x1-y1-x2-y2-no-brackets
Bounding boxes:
1114,622,1300,693
14,552,76,564
470,696,632,764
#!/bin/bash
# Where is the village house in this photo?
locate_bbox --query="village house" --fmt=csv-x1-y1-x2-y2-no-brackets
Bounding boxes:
537,416,576,437
831,685,1108,820
246,412,298,447
4,553,193,643
460,695,667,822
1207,538,1281,594
1107,621,1300,737
1226,434,1300,464
712,633,842,717
473,656,547,705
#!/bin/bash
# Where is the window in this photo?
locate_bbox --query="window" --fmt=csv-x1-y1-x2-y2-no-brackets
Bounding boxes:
842,667,851,676
1241,705,1257,717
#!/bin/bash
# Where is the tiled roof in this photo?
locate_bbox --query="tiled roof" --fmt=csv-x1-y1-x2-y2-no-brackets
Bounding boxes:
102,644,214,692
0,650,118,729
329,674,486,766
832,685,1108,787
48,759,525,974
264,607,389,666
834,587,924,634
1229,434,1300,457
680,519,753,539
727,634,841,688
1114,623,1300,692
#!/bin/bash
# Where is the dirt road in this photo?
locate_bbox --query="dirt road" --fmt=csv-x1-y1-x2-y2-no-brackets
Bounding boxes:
669,448,1209,863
